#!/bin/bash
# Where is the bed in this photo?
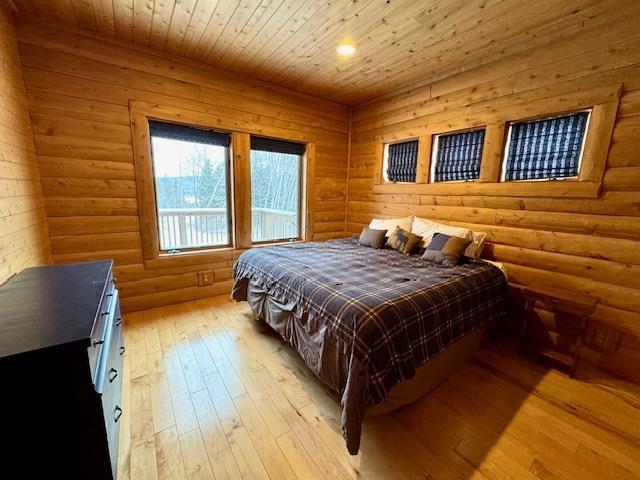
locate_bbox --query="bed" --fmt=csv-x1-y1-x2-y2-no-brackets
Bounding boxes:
231,236,508,454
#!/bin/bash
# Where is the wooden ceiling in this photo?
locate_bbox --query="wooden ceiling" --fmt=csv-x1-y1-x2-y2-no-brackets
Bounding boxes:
11,0,637,104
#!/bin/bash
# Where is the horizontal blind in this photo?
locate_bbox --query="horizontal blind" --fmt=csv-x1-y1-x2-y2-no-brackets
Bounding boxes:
250,136,306,155
386,139,418,182
434,129,485,182
504,111,589,180
149,120,231,147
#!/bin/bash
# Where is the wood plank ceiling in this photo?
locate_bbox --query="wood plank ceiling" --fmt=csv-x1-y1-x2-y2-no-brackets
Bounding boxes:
10,0,635,104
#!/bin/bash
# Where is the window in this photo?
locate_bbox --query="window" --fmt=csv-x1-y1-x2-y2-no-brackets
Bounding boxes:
431,129,485,182
149,120,232,252
371,86,618,199
250,136,305,243
383,139,419,183
502,111,590,181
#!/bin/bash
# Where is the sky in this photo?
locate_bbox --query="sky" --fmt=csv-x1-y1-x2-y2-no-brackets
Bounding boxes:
151,137,226,177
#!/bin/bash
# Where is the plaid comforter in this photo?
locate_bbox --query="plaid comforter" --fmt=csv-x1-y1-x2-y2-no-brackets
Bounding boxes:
232,237,507,453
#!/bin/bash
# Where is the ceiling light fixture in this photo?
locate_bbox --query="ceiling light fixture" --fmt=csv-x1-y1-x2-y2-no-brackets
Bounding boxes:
336,43,356,56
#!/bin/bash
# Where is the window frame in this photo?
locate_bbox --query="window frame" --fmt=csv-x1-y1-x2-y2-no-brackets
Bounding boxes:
375,136,429,185
381,137,420,184
500,109,592,183
148,120,234,254
249,136,306,245
130,101,315,270
372,83,621,199
430,127,487,184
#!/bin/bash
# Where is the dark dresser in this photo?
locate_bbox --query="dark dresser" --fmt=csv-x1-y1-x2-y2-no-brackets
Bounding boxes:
0,260,124,479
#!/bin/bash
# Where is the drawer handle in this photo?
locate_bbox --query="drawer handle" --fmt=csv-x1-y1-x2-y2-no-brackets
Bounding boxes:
114,406,123,422
119,346,126,356
109,368,118,383
106,293,113,298
116,318,122,327
93,339,104,347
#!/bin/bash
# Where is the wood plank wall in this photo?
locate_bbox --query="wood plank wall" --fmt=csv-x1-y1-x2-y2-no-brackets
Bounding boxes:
16,21,349,313
0,5,50,283
347,17,640,382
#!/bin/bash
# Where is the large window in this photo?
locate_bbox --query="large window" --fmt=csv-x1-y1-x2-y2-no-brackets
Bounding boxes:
250,136,305,243
502,111,590,181
431,129,485,182
149,120,232,252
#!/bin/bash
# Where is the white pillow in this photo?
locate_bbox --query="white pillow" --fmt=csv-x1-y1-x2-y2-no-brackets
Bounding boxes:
369,216,413,236
411,217,486,258
411,217,470,246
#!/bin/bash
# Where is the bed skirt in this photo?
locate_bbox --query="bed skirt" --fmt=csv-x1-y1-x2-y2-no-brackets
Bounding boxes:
236,279,493,417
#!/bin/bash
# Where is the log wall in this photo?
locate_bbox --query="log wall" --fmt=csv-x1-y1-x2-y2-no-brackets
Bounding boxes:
8,8,640,381
0,6,50,283
347,17,640,382
16,21,349,312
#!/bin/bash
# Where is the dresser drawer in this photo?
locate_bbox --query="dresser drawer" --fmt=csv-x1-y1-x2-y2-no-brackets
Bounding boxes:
101,302,124,422
89,275,117,385
101,292,124,479
103,373,123,480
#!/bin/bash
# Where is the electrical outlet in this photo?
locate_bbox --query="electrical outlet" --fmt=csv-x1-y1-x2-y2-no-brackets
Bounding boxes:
197,270,214,287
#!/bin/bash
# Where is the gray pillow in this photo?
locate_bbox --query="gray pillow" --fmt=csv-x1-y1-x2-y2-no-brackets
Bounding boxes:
359,227,387,249
422,233,471,266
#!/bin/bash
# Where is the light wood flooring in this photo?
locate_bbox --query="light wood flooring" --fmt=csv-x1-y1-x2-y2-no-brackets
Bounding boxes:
117,296,640,480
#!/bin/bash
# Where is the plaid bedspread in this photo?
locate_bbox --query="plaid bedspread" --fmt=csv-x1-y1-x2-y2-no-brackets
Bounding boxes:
232,237,507,453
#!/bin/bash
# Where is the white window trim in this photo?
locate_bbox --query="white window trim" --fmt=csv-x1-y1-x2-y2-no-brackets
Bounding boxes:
381,143,391,182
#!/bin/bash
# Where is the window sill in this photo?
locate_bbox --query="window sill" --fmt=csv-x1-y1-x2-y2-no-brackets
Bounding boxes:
372,180,601,198
142,240,306,270
381,181,417,185
430,179,478,184
252,239,304,247
144,246,238,270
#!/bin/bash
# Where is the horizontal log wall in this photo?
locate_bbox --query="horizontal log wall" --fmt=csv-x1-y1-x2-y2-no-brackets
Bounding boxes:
17,21,349,312
0,6,50,283
347,17,640,382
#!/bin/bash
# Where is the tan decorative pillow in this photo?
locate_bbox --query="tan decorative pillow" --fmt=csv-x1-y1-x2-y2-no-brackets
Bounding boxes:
411,216,485,258
422,233,471,266
387,226,422,255
466,230,487,258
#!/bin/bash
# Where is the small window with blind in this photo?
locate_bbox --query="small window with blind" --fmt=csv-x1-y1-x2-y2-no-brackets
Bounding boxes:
502,111,590,181
431,129,485,182
149,120,232,252
250,136,306,244
383,139,419,183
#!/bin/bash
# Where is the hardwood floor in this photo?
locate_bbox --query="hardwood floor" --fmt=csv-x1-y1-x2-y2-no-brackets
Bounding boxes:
117,296,640,480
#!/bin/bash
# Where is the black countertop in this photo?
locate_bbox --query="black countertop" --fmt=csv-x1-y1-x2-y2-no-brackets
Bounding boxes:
0,260,113,360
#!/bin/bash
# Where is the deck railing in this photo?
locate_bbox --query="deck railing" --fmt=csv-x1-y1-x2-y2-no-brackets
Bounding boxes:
157,207,297,250
251,207,299,243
